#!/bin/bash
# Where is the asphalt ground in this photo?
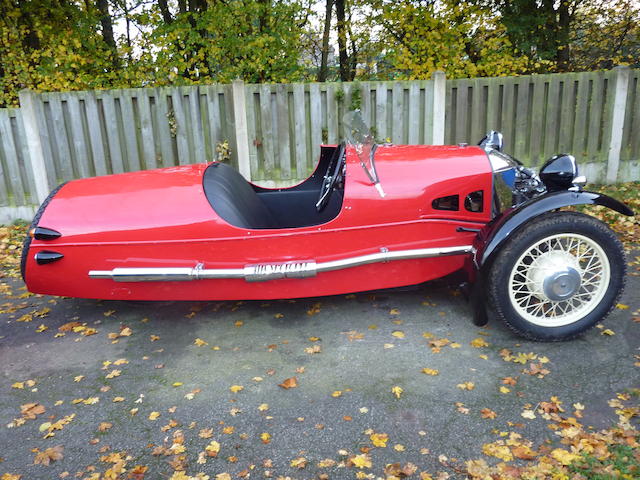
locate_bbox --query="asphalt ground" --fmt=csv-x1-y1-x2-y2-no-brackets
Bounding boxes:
0,251,639,479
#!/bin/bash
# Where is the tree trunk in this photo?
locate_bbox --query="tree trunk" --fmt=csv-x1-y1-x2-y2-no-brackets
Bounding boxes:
96,0,117,51
318,0,334,82
157,0,173,24
556,0,571,71
335,0,350,81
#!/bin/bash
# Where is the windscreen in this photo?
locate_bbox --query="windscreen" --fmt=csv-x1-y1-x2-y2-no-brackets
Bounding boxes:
343,111,379,184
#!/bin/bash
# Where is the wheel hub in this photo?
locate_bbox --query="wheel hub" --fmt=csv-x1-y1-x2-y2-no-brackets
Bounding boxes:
542,267,581,301
528,250,582,301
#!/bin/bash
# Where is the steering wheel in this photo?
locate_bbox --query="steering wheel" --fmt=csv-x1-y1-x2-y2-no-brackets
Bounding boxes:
316,143,346,212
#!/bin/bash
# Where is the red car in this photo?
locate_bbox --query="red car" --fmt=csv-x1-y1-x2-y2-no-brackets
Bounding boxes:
21,113,633,341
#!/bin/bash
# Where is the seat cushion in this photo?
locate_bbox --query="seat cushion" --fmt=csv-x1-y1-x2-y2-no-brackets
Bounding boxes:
203,162,278,229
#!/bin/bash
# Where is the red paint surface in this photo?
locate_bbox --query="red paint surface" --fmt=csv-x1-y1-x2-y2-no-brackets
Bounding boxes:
25,145,492,300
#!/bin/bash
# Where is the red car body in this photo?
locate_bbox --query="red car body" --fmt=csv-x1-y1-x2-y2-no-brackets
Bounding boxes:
23,144,491,300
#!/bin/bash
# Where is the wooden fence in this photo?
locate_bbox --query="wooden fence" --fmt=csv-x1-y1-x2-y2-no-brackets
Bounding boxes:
0,68,638,222
445,67,640,182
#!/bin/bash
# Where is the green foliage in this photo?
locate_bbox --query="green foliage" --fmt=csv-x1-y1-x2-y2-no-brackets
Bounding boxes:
0,0,639,107
568,443,639,479
148,1,308,84
373,0,530,79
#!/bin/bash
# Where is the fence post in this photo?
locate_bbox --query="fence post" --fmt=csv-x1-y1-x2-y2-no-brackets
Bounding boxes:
18,89,50,204
231,79,251,180
431,71,446,145
605,66,630,183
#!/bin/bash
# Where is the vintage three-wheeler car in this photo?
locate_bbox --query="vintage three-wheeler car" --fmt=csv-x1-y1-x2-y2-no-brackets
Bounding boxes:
21,112,633,341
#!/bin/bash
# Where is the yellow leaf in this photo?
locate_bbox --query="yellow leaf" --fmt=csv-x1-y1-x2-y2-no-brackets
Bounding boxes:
370,432,388,447
421,368,439,376
616,303,629,310
229,385,244,393
260,432,271,444
551,448,580,465
351,453,372,468
172,382,183,387
258,403,269,411
206,440,220,457
457,382,475,391
601,329,615,336
471,337,489,348
499,386,511,394
194,338,208,346
112,397,125,403
393,444,405,451
331,390,342,397
482,442,512,462
392,330,405,338
391,386,403,398
11,382,24,389
389,308,400,315
148,411,160,420
290,457,307,469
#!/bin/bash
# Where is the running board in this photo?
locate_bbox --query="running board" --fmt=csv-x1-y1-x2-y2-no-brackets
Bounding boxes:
89,245,473,283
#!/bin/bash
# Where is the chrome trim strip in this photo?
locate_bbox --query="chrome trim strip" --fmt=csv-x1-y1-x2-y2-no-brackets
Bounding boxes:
88,245,473,283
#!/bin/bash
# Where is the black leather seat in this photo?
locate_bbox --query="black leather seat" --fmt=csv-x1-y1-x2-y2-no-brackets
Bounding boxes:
203,162,278,229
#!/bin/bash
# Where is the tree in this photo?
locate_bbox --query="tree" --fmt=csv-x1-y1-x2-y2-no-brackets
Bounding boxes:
374,0,529,79
317,0,334,81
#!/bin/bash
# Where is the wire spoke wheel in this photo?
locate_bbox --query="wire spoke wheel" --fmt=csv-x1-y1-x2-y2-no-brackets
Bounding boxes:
488,212,626,341
508,233,611,327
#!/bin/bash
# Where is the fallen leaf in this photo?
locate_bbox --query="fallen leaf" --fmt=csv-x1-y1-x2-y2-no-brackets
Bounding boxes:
391,386,403,398
229,385,244,393
421,368,439,376
33,446,64,465
290,457,307,469
370,432,388,447
480,408,497,419
457,382,475,391
279,377,298,389
21,403,45,419
351,453,372,468
471,337,489,348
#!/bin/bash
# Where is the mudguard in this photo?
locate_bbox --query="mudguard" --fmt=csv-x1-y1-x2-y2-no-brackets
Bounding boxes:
468,190,633,326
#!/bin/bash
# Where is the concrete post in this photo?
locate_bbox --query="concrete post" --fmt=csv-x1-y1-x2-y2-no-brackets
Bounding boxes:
231,79,251,180
18,89,50,204
606,66,630,184
431,71,446,145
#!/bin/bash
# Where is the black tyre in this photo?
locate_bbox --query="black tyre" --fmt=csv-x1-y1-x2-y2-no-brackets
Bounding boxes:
487,211,626,341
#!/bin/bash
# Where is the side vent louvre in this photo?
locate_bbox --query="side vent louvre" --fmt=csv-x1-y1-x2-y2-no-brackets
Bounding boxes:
432,195,459,211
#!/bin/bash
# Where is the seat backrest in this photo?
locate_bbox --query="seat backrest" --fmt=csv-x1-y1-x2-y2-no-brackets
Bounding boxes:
203,162,278,229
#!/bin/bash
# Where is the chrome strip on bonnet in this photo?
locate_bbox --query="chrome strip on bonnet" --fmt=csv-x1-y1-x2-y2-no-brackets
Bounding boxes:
88,245,473,283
